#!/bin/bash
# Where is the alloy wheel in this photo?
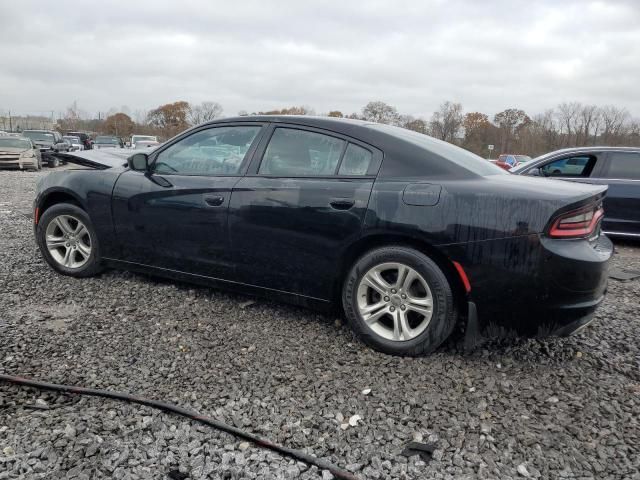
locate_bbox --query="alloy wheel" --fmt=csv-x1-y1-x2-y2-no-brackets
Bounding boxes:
45,214,92,269
357,262,434,341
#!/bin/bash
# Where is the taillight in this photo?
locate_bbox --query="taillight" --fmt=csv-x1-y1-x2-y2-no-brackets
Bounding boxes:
548,204,604,239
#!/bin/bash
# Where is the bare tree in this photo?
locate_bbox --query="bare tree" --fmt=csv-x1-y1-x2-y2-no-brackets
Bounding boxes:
493,108,530,153
400,115,429,134
188,101,224,126
430,101,463,143
600,105,630,144
556,102,582,146
361,101,400,125
577,104,599,145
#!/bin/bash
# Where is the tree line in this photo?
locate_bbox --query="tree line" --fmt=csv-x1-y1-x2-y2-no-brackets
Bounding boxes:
54,99,639,157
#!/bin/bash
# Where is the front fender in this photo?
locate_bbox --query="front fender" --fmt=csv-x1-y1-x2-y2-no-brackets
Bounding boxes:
35,169,124,258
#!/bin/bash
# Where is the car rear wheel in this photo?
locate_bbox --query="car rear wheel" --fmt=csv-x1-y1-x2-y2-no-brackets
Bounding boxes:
49,157,60,168
343,246,456,356
36,203,103,277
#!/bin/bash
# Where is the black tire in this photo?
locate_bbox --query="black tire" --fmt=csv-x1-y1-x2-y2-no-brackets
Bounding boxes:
343,246,456,356
49,157,60,168
36,203,103,277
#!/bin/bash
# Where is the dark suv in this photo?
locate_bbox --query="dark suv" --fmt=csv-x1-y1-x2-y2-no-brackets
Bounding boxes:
512,147,640,238
21,130,70,167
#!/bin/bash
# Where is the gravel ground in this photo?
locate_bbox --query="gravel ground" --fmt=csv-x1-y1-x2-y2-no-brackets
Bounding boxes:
1,167,639,480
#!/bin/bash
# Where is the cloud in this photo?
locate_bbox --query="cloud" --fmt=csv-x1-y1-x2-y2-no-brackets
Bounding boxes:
0,0,638,118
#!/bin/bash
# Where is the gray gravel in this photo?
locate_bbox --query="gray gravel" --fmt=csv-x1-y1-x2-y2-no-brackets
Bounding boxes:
1,167,639,480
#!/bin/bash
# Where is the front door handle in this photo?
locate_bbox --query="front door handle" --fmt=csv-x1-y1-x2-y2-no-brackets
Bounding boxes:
204,195,225,207
329,198,355,210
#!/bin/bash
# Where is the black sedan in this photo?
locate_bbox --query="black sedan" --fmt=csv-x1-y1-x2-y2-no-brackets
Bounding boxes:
34,116,612,355
511,147,640,238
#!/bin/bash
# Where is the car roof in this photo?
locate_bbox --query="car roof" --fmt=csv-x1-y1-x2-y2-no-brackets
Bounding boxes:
538,146,640,155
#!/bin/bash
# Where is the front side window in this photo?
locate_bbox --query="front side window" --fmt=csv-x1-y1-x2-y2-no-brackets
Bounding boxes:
541,155,595,177
339,143,372,175
605,152,640,180
259,128,345,176
154,126,261,175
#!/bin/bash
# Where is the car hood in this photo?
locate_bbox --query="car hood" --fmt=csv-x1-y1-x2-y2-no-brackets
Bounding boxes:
54,148,133,169
54,147,156,169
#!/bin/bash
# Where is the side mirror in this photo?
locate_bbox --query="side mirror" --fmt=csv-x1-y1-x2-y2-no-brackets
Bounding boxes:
128,153,149,171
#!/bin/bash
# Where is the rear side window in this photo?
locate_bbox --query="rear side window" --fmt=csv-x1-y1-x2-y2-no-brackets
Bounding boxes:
604,152,640,180
338,144,372,176
541,155,596,177
259,128,345,176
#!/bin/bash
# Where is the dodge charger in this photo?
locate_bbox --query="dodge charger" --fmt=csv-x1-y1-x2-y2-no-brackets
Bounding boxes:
34,116,612,355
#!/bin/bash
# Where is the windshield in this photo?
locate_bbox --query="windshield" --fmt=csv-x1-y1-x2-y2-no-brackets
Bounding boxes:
369,124,506,176
63,136,80,143
515,155,532,163
132,135,156,143
95,136,119,144
22,131,54,142
0,138,31,149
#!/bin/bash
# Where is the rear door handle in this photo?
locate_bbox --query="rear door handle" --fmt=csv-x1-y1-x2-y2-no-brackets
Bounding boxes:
204,195,225,207
329,198,355,210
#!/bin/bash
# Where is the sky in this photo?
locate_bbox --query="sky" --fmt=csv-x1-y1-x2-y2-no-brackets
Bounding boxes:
1,0,639,120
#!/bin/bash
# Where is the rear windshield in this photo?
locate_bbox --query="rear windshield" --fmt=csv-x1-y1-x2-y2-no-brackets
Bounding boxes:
369,124,506,176
95,136,119,144
0,138,31,149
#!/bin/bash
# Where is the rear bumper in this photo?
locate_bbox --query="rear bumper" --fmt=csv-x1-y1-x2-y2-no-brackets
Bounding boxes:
443,233,612,339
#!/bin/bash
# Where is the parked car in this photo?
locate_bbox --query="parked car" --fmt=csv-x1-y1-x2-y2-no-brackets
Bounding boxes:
0,136,42,170
34,116,611,355
93,136,124,149
65,131,92,150
490,159,512,171
21,130,69,167
133,140,160,149
512,147,640,238
0,131,8,136
130,135,158,149
63,135,84,151
492,154,532,170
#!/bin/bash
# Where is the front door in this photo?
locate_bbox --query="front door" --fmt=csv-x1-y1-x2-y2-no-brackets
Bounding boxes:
111,124,264,279
599,151,640,235
228,125,380,300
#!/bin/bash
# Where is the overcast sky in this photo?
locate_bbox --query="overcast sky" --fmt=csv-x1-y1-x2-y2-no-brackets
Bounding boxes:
1,0,639,120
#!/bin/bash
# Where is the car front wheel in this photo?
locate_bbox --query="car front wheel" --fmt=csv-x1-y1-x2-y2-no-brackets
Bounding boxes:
343,246,457,356
36,203,103,277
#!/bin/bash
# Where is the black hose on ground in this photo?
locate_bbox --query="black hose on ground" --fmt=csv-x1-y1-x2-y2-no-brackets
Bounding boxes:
0,374,359,480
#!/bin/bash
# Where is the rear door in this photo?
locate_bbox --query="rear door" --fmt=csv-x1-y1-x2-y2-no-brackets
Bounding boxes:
228,124,381,300
598,151,640,235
